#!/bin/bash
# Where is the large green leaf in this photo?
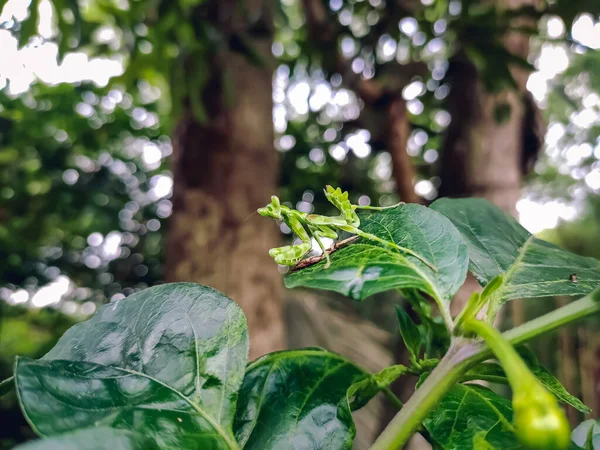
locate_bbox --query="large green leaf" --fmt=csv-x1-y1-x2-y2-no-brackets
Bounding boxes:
424,382,522,449
285,204,468,307
234,348,369,450
15,283,249,449
431,198,600,302
13,427,158,450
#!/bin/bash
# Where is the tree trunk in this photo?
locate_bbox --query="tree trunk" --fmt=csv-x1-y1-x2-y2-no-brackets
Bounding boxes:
388,96,422,204
166,0,285,359
439,0,540,322
439,56,526,214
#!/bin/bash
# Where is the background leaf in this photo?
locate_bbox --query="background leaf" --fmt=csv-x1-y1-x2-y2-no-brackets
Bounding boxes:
234,348,369,450
431,198,600,302
462,358,589,413
15,283,248,449
285,204,468,308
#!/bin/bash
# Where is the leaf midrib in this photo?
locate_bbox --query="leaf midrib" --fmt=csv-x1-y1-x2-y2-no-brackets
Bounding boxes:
350,241,445,305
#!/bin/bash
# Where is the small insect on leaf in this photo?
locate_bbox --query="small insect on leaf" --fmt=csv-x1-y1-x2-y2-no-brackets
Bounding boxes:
569,273,578,283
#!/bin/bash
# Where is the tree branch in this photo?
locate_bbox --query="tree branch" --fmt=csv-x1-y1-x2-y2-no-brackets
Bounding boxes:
301,0,384,103
387,95,422,204
301,0,422,203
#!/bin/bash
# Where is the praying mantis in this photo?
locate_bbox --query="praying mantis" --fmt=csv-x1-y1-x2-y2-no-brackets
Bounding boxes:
258,185,437,271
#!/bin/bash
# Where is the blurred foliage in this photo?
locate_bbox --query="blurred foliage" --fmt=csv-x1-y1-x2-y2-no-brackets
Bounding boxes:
0,304,76,449
0,0,597,306
529,48,600,203
541,197,600,262
0,82,168,303
0,0,599,446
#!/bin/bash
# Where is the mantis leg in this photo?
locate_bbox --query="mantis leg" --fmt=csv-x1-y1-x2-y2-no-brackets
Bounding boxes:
349,228,438,272
312,231,332,268
269,241,312,266
353,202,404,211
269,213,313,266
309,225,338,269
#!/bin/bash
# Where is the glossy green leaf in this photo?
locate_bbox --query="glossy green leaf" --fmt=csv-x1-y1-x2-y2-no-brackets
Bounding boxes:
424,382,522,450
431,198,600,302
395,305,421,361
572,420,600,450
12,427,158,450
234,348,369,450
285,204,468,307
16,283,249,449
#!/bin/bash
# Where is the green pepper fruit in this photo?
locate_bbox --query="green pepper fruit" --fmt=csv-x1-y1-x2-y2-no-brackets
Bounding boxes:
463,319,571,450
513,386,571,450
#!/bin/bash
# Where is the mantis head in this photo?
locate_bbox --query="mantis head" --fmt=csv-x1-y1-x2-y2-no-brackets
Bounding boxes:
257,196,283,220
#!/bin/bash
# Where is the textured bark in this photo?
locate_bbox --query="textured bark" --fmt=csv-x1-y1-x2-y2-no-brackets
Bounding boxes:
440,1,540,321
439,54,525,214
166,0,285,359
388,96,422,204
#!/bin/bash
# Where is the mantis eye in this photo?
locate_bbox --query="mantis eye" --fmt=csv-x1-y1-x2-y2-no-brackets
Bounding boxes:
270,196,281,209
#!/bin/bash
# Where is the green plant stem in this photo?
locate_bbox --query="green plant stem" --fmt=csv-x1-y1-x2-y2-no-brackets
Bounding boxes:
370,340,471,450
463,319,536,389
503,289,600,346
370,288,600,450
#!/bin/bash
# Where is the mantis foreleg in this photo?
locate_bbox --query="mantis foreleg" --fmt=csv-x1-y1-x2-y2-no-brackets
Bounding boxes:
268,213,313,266
308,225,338,269
312,232,331,269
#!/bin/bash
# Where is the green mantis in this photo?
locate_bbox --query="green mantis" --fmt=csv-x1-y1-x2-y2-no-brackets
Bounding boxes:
258,185,437,271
